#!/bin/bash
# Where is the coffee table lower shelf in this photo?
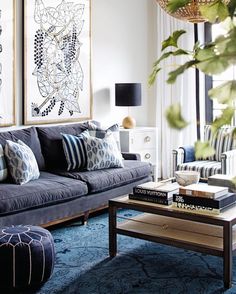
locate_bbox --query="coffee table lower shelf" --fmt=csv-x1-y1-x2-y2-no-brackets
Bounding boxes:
117,213,236,256
109,196,236,289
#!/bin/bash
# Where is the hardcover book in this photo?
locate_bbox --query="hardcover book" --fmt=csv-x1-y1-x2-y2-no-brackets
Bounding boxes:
133,181,179,198
208,174,236,193
129,193,172,206
173,193,236,209
172,202,222,215
179,184,228,199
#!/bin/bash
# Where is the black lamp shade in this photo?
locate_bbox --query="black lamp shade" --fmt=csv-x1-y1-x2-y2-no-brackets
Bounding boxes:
115,83,141,106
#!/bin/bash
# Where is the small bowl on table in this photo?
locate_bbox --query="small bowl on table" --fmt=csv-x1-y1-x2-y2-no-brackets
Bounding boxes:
175,170,200,186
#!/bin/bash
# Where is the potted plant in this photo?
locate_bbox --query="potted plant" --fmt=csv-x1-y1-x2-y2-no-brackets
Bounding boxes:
149,0,236,159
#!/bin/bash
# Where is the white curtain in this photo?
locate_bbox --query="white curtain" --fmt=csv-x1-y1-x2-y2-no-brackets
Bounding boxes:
155,7,197,179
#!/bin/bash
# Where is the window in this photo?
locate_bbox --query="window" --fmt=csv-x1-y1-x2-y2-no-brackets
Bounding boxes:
205,23,236,125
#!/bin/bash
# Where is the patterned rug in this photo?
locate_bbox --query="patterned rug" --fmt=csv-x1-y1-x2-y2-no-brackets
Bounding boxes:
21,210,236,294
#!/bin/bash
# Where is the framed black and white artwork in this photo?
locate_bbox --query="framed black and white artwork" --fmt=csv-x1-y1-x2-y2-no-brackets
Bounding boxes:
0,1,15,127
24,0,92,125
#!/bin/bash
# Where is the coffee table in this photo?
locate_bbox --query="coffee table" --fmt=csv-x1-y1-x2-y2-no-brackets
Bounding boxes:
109,195,236,288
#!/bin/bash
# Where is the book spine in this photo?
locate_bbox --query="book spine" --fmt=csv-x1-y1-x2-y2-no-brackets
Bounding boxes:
133,187,171,198
172,202,220,215
173,193,236,209
173,194,219,209
129,194,172,205
178,188,215,199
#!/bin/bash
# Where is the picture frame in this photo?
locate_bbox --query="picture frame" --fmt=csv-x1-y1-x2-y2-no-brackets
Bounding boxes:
0,1,16,127
24,0,92,125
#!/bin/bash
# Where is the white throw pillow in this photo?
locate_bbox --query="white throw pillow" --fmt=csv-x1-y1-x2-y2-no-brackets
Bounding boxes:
4,140,40,185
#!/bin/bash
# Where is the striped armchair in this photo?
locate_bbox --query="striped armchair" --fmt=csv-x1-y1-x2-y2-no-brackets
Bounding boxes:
172,126,236,179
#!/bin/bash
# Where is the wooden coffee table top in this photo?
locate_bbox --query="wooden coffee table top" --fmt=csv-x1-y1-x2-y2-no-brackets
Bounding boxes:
109,195,236,225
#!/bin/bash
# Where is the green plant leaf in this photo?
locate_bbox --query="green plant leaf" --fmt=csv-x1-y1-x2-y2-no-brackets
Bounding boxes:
208,81,236,104
193,41,200,52
196,56,229,75
161,30,186,51
154,49,189,67
211,106,235,133
231,176,236,186
194,141,215,160
167,60,197,84
148,67,161,86
165,103,189,129
149,49,189,86
196,47,215,61
167,0,191,13
199,0,229,23
232,127,236,139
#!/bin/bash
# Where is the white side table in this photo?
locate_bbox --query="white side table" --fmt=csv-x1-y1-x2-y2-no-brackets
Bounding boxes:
119,127,158,181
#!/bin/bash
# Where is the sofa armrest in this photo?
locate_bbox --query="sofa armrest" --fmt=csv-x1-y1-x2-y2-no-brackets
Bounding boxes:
221,149,236,174
122,152,141,161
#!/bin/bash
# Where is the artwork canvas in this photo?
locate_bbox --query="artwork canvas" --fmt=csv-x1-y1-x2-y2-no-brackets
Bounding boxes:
0,1,15,127
24,0,92,124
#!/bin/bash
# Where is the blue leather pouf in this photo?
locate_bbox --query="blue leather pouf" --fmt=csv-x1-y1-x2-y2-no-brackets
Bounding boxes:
0,225,55,290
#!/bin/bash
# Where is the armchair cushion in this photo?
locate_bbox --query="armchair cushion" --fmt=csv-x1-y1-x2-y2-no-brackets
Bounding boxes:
177,160,221,179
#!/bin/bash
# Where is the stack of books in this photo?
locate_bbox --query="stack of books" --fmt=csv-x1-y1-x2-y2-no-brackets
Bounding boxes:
173,183,236,215
208,174,236,193
129,181,179,205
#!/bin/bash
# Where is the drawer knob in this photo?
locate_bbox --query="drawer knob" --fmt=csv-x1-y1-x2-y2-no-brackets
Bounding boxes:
144,136,151,142
145,153,151,159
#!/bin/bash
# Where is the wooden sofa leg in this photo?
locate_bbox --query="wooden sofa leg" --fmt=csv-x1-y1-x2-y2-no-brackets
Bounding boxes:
82,211,90,225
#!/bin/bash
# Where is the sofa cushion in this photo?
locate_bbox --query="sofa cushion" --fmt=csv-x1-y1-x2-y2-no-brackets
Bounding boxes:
0,172,88,215
37,121,100,170
0,127,45,170
0,144,7,182
5,140,40,185
56,160,152,193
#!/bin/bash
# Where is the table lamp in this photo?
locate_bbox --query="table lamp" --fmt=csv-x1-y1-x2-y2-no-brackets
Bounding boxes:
115,83,141,129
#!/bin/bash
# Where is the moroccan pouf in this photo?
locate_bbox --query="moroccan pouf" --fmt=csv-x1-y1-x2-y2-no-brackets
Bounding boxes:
0,225,55,290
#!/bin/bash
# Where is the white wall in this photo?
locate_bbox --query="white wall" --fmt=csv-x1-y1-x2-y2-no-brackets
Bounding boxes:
92,0,157,127
1,0,157,131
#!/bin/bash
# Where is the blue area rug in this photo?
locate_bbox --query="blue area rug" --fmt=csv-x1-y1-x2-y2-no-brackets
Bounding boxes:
24,210,236,293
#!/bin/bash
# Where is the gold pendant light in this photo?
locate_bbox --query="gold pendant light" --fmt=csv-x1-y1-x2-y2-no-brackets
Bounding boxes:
156,0,229,23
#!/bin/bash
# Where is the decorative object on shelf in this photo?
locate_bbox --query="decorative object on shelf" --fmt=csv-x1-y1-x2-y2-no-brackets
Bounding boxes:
155,0,229,23
24,0,92,125
0,1,15,127
175,170,200,186
115,83,141,129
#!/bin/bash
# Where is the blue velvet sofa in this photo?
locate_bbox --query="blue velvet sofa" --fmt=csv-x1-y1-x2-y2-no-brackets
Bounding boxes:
0,122,152,226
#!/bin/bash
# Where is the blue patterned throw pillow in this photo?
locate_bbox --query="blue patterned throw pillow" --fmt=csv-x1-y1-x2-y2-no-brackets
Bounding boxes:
0,144,7,181
83,133,124,171
83,123,121,151
61,131,89,171
4,140,40,185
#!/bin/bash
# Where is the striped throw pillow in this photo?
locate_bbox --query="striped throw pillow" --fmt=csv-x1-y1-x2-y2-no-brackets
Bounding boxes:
0,144,7,181
62,131,89,171
204,125,234,162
